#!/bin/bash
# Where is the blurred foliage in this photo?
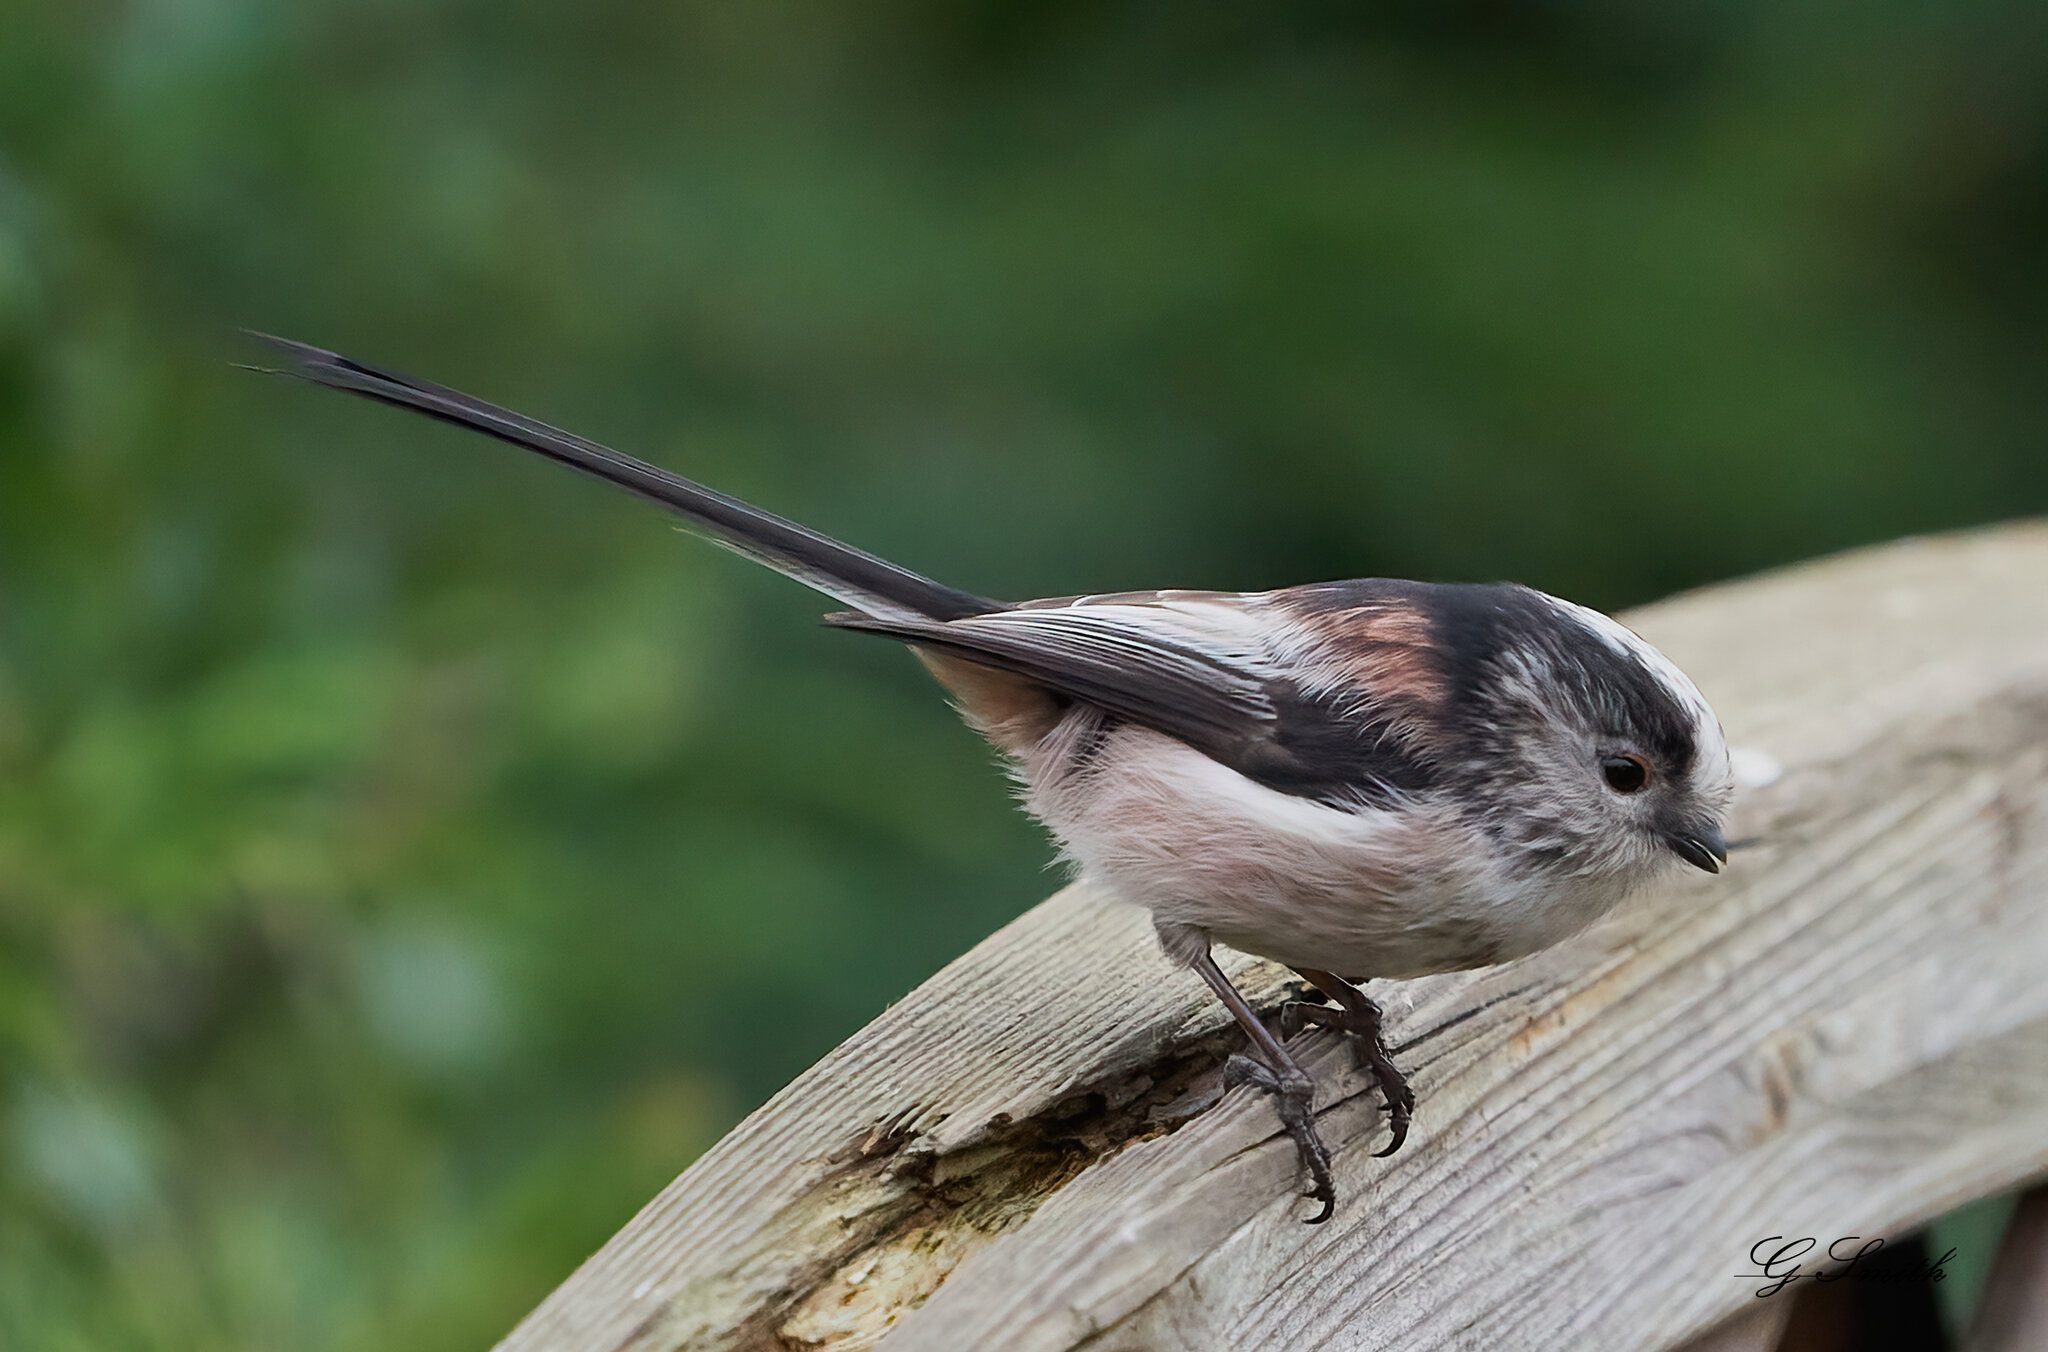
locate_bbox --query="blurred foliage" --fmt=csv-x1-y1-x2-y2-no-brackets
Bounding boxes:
1,1,2045,1347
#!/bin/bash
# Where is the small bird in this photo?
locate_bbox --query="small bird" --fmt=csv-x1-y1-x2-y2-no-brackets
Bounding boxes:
250,334,1734,1222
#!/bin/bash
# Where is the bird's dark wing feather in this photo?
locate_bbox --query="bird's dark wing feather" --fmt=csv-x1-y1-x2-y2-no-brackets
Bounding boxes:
832,593,1442,806
830,604,1276,761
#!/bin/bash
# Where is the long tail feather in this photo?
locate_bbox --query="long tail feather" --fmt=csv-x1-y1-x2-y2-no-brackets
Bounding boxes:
246,333,997,623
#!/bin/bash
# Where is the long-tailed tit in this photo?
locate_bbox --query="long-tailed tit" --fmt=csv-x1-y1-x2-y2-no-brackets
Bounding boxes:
251,335,1734,1221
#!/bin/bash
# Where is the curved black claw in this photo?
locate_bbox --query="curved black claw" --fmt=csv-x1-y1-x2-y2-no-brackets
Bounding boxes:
1224,1053,1336,1223
1281,997,1414,1157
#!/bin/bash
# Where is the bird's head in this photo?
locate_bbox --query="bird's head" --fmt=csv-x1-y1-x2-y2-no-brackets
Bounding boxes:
1450,588,1734,882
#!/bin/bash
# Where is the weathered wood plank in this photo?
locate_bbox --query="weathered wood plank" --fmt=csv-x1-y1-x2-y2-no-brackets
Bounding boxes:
499,524,2048,1352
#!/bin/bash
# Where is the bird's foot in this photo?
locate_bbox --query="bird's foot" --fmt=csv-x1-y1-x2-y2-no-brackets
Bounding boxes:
1282,994,1414,1156
1223,1052,1336,1223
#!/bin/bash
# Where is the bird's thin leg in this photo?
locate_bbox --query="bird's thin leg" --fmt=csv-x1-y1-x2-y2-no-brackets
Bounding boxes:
1283,967,1414,1157
1187,947,1336,1223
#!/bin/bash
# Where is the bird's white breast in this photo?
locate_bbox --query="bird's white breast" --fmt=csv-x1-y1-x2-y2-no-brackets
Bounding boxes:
1021,713,1642,978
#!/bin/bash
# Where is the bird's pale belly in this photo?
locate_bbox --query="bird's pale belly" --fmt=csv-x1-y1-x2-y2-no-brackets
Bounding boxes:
1029,723,1638,980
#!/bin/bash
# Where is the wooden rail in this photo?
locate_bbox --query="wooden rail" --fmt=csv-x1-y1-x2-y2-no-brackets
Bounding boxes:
499,523,2048,1351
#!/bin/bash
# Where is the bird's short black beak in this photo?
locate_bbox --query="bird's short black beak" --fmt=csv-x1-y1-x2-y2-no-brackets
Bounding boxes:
1668,825,1729,874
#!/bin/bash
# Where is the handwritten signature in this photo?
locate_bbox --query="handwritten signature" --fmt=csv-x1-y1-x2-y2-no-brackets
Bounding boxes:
1740,1237,1954,1298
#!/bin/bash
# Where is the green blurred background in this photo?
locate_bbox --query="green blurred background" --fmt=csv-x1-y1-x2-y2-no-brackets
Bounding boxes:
2,3,2044,1348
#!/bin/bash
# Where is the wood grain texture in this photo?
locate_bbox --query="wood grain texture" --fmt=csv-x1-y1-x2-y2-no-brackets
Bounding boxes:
498,524,2048,1352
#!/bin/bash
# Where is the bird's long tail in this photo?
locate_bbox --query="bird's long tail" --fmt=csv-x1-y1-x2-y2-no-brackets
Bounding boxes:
245,333,999,624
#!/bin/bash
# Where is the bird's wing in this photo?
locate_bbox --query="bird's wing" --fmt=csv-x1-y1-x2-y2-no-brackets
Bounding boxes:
835,590,1427,803
833,593,1275,749
837,585,1455,807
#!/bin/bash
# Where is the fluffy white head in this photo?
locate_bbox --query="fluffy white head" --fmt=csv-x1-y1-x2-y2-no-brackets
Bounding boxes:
1463,592,1734,882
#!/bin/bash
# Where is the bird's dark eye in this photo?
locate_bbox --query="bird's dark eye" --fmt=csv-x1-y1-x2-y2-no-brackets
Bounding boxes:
1601,754,1651,794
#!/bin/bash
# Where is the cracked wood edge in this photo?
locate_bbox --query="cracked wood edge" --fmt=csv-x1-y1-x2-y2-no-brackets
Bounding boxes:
497,522,2048,1352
